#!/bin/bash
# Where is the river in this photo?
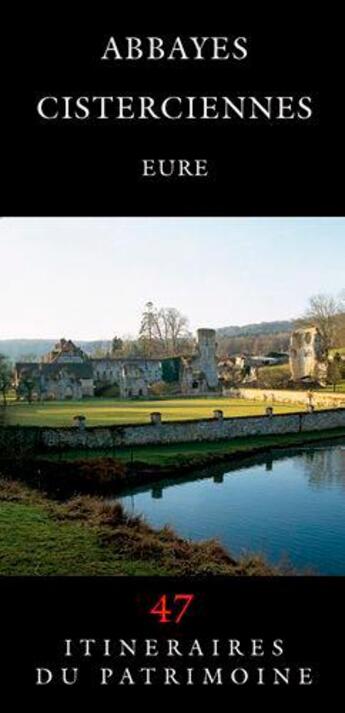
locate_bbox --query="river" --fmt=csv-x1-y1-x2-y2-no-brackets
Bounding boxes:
117,441,345,575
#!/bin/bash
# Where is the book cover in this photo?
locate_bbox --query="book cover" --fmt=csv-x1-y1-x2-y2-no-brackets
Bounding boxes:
2,6,344,702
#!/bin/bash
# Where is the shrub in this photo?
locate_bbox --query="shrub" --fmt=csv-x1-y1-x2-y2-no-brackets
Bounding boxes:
256,364,291,389
148,381,172,397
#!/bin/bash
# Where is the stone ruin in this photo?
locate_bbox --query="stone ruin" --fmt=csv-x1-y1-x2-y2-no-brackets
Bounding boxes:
289,326,328,384
14,329,220,401
180,328,219,394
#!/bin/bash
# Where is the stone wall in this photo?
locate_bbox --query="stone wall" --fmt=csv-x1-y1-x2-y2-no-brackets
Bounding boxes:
1,407,345,453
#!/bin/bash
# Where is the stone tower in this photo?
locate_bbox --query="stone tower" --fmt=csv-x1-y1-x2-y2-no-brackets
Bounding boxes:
196,328,219,388
289,326,327,382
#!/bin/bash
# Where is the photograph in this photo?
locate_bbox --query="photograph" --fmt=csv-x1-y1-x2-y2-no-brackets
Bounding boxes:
1,216,345,577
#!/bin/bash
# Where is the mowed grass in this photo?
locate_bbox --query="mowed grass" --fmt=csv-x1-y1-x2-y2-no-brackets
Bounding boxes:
6,397,303,427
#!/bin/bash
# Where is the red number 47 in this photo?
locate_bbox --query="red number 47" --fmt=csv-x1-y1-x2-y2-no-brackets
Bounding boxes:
150,594,195,624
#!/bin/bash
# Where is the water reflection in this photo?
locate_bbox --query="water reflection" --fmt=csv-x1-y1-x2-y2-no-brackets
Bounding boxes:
301,447,345,490
120,443,345,500
117,440,345,575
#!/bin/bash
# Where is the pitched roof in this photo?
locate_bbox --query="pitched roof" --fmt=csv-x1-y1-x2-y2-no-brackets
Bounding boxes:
44,338,87,363
16,362,93,380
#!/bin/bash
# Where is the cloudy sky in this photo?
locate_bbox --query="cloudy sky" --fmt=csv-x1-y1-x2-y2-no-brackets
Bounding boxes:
0,217,344,339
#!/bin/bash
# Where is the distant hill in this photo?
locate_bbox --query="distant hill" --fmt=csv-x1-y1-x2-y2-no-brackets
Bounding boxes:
0,340,112,363
217,320,294,338
0,322,295,361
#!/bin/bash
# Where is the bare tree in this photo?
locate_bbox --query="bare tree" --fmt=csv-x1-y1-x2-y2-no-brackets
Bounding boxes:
139,302,191,356
301,293,341,354
157,307,190,354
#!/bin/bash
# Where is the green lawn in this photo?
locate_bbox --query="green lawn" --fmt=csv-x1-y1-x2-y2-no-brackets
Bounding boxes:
0,490,163,576
6,397,303,427
323,380,345,393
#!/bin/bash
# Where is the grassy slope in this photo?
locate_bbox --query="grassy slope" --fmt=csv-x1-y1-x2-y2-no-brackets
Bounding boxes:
0,480,276,576
6,397,301,427
0,494,160,576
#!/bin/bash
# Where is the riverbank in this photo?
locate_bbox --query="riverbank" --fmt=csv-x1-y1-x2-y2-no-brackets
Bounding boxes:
54,425,345,469
0,478,278,576
2,429,339,575
1,427,345,495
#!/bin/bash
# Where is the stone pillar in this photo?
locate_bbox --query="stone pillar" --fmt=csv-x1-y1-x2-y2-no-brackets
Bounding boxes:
73,415,86,430
150,412,162,425
213,409,224,421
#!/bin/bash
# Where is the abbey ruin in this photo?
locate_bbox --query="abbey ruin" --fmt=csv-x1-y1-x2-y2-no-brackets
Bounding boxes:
13,322,341,401
14,329,219,400
289,326,328,384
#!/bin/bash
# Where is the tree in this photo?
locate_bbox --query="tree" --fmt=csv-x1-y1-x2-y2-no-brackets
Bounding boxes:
0,355,12,406
327,353,343,392
139,301,157,356
217,331,291,358
139,302,191,356
91,346,110,358
120,337,146,358
111,336,123,355
19,377,35,403
157,307,190,354
256,364,291,389
301,293,341,355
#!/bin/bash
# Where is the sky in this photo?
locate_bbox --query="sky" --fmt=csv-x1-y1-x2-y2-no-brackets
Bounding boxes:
0,217,344,340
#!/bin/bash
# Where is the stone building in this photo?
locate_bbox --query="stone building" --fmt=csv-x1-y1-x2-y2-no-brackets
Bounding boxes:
289,326,327,383
180,328,219,394
15,339,94,400
92,357,162,398
15,330,219,400
41,338,87,364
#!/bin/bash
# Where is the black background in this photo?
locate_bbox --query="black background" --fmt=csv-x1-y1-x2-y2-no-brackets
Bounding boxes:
2,4,345,702
3,6,344,215
2,576,343,702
